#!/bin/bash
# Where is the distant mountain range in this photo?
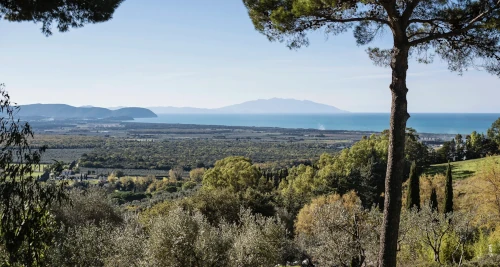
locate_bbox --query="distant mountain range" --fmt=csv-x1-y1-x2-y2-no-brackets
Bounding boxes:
19,104,157,119
149,98,347,114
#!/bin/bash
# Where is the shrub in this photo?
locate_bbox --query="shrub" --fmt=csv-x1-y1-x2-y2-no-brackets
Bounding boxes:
143,208,233,267
47,216,146,267
229,209,295,267
295,191,381,267
52,188,122,228
110,191,150,204
47,222,115,266
177,188,242,224
462,255,500,267
402,204,476,265
165,186,177,193
189,168,206,183
182,180,197,191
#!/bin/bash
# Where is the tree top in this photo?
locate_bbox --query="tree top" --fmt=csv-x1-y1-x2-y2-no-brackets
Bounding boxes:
0,0,124,35
243,0,500,74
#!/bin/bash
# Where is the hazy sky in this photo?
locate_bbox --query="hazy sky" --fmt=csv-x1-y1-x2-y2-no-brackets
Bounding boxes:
1,0,498,113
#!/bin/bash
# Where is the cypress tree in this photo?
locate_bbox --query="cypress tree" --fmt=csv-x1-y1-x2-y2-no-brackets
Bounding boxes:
444,163,454,214
430,188,438,212
405,161,420,210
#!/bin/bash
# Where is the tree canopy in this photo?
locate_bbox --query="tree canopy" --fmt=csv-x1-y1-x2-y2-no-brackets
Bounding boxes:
243,0,500,73
202,156,262,193
488,118,500,149
243,1,500,265
0,86,66,265
0,0,124,35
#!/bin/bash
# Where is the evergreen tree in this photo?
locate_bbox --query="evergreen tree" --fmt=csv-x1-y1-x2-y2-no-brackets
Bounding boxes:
0,0,123,36
444,163,454,214
405,161,420,210
359,150,386,209
243,1,500,264
430,188,438,212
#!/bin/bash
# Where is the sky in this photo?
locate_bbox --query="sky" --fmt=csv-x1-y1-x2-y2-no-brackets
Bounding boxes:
0,0,499,113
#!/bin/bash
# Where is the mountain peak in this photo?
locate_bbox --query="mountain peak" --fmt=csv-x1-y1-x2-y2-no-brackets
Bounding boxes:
18,104,157,119
216,98,347,114
149,98,347,114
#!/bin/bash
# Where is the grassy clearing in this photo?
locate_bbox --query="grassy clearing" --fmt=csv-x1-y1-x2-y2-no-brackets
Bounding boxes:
424,156,500,180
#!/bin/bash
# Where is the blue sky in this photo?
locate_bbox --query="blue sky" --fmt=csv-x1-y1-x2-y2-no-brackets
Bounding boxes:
1,0,498,113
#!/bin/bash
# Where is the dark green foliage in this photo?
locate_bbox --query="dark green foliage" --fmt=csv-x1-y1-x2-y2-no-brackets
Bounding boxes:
165,186,178,193
461,255,500,267
404,128,432,169
53,188,122,228
115,170,125,178
242,187,276,217
182,181,197,191
0,0,124,36
444,163,454,214
111,191,150,204
50,160,66,175
177,188,242,225
406,161,420,210
430,188,439,212
436,141,453,164
80,139,332,171
487,118,500,151
358,151,386,209
0,86,67,265
435,122,500,164
243,0,500,75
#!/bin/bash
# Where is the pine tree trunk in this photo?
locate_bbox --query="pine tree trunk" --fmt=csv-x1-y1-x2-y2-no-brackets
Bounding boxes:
378,45,410,267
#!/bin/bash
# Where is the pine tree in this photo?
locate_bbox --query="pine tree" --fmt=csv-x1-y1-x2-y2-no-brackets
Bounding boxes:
243,2,500,264
405,161,420,210
444,163,454,214
430,188,438,212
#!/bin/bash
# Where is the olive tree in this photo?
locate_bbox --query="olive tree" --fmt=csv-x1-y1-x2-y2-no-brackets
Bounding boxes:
144,208,234,267
0,86,67,265
295,192,381,267
0,1,123,264
242,1,500,265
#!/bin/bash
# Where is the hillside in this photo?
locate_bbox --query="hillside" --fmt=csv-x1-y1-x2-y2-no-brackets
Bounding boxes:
149,98,347,114
423,156,500,180
19,104,157,119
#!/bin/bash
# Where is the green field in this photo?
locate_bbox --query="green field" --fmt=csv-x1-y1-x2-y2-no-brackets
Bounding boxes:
423,156,500,180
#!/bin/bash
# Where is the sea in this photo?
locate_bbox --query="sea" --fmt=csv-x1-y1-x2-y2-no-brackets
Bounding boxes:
132,113,500,135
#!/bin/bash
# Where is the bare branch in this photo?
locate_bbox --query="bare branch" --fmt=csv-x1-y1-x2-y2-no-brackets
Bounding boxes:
320,16,390,26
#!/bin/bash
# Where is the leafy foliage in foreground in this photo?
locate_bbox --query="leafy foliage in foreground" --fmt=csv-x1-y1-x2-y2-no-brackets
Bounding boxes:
0,86,66,266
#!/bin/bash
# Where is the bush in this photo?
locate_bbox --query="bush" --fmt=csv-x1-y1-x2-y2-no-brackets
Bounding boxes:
47,216,146,267
295,191,381,267
103,216,146,267
47,222,115,266
401,204,476,265
462,255,500,267
182,180,197,191
229,209,295,267
52,188,122,228
110,191,150,204
177,188,242,224
165,186,177,193
143,208,234,267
